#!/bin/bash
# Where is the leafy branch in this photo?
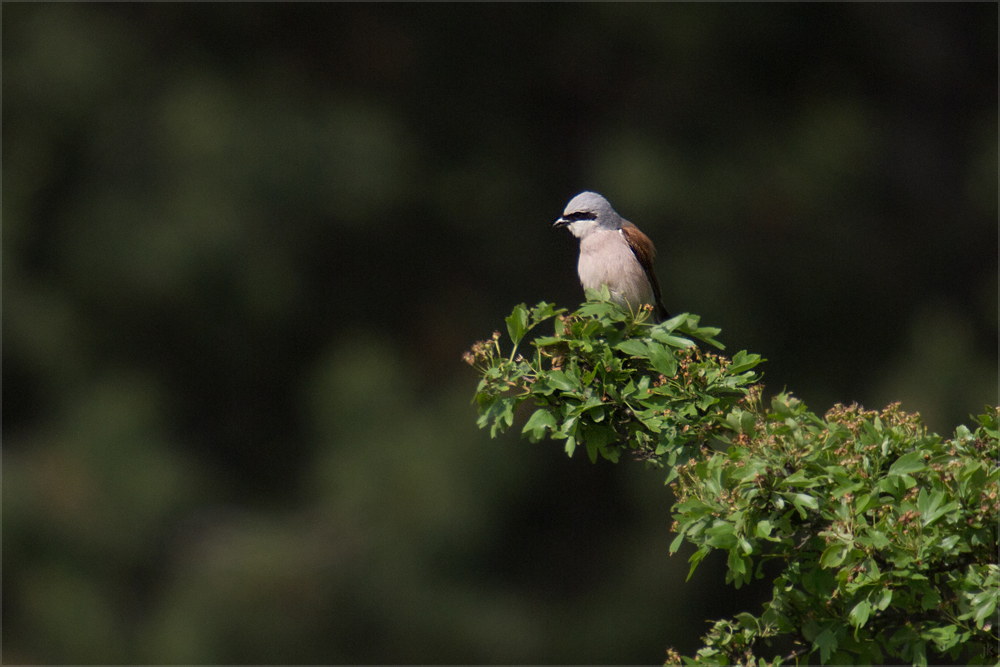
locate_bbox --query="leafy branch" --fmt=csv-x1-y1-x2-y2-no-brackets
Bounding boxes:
466,293,999,666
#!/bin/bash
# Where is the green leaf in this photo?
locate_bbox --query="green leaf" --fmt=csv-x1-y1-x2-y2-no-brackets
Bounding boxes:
728,548,749,580
923,625,960,652
696,394,719,411
872,588,892,610
921,588,942,611
820,543,849,568
782,469,816,487
669,530,687,554
612,339,647,357
599,444,620,463
853,493,874,515
789,492,819,516
532,335,562,347
705,520,738,550
735,612,759,631
505,304,529,346
650,331,695,349
647,340,678,376
888,451,926,476
685,322,725,349
729,350,763,374
545,370,579,392
813,626,838,664
848,599,871,629
522,408,557,442
771,393,801,418
582,422,617,450
530,301,558,322
584,285,612,303
686,546,710,581
916,488,957,527
973,594,996,624
564,435,576,458
482,396,521,437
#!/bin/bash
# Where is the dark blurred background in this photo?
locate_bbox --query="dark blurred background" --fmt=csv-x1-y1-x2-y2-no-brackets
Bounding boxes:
3,3,997,664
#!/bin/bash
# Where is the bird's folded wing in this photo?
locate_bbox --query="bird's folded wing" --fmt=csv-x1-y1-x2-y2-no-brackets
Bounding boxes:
620,222,669,319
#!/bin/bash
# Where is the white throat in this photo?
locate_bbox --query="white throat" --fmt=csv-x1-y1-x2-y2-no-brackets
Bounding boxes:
566,218,601,239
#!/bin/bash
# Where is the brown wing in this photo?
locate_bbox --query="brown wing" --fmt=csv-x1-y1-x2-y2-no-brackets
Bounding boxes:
620,222,670,321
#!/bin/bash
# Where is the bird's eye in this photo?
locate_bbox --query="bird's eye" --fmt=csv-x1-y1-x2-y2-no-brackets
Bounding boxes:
565,212,594,222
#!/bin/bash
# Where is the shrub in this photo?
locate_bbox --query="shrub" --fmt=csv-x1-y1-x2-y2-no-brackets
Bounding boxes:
466,292,999,666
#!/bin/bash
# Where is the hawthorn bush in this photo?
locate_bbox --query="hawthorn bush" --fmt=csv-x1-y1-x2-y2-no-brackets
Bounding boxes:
466,292,999,666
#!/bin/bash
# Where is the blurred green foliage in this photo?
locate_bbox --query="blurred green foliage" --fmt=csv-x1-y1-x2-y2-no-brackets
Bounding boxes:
4,3,997,664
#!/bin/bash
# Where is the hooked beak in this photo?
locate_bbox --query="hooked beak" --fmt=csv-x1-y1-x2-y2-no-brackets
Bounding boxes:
553,217,569,228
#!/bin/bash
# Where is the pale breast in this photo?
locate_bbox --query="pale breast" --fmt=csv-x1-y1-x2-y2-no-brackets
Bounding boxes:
577,230,655,310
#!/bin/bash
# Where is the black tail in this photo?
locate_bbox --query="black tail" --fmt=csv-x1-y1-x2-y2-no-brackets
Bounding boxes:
656,301,671,322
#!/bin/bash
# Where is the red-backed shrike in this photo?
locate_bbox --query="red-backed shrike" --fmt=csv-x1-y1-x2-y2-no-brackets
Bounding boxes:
554,191,670,321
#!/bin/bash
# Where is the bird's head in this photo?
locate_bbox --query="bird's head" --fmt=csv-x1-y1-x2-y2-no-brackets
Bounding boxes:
553,191,622,238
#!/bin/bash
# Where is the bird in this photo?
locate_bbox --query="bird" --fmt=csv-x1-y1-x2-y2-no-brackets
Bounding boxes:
553,191,670,321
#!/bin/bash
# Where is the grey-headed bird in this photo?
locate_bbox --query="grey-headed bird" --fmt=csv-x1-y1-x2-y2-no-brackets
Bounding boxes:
553,191,670,321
